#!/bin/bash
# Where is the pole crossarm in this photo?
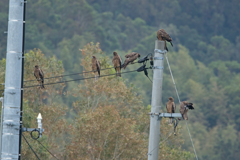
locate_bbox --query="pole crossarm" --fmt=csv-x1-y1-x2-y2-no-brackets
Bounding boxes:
22,128,44,132
159,113,182,118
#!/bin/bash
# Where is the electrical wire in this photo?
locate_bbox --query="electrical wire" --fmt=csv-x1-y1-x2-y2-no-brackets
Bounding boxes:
147,76,153,83
164,53,198,160
22,134,41,160
23,69,138,89
24,62,139,82
36,140,59,160
0,69,141,92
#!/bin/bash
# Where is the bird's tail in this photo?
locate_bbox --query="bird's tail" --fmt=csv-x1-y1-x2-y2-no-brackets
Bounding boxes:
166,46,169,51
41,79,45,89
123,62,128,69
170,41,173,47
117,72,121,77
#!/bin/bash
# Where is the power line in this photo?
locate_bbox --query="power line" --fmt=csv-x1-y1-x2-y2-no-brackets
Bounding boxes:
22,134,41,160
36,140,59,160
0,68,146,92
23,69,138,89
24,62,138,82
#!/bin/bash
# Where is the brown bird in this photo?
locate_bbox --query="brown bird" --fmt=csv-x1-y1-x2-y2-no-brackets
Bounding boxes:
157,29,173,51
34,65,45,89
91,56,101,80
122,52,140,69
112,52,122,77
179,101,194,120
166,97,176,124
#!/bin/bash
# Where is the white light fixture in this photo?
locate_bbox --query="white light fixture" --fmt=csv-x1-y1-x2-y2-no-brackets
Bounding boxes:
37,113,42,129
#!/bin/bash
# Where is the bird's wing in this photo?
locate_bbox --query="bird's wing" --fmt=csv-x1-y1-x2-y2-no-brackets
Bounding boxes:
96,60,101,76
125,52,136,58
39,69,44,80
34,72,37,79
159,29,172,42
123,58,130,69
172,103,176,113
118,55,122,68
179,103,184,114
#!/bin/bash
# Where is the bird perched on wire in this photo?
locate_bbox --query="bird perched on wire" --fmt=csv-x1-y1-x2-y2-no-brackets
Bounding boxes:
112,52,122,77
157,29,173,51
91,56,101,81
34,65,45,89
179,101,194,120
122,52,141,69
166,97,176,124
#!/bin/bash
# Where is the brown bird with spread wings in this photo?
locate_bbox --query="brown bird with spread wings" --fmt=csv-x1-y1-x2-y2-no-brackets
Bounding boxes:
157,29,173,51
112,52,122,77
179,101,194,120
34,65,45,89
122,52,140,69
91,56,101,81
166,97,176,124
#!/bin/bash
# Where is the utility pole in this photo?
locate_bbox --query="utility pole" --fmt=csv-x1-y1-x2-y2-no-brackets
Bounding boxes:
148,40,165,159
147,41,182,159
1,0,25,159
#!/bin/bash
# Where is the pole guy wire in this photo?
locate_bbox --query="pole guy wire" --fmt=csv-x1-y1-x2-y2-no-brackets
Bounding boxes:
22,134,41,160
36,140,59,160
164,53,198,160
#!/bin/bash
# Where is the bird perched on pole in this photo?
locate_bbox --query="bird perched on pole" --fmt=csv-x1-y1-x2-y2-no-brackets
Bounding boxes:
166,97,176,124
157,29,173,51
91,56,101,81
112,51,122,77
122,52,141,69
34,65,45,89
179,101,194,120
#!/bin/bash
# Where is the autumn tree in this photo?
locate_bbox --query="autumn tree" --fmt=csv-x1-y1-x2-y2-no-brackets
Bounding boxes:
64,43,193,159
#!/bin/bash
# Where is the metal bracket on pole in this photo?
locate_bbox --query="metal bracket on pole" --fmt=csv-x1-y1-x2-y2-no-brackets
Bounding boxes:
18,56,25,59
22,128,44,139
19,0,27,4
22,113,44,139
153,57,164,60
159,113,182,118
153,66,164,69
154,49,167,54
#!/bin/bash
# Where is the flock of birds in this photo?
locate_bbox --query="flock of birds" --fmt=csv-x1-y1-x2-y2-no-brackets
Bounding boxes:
33,29,194,120
91,28,173,80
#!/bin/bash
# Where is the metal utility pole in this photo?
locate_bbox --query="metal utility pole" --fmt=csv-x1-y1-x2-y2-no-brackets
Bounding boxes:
1,0,25,159
147,41,182,159
148,40,165,159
